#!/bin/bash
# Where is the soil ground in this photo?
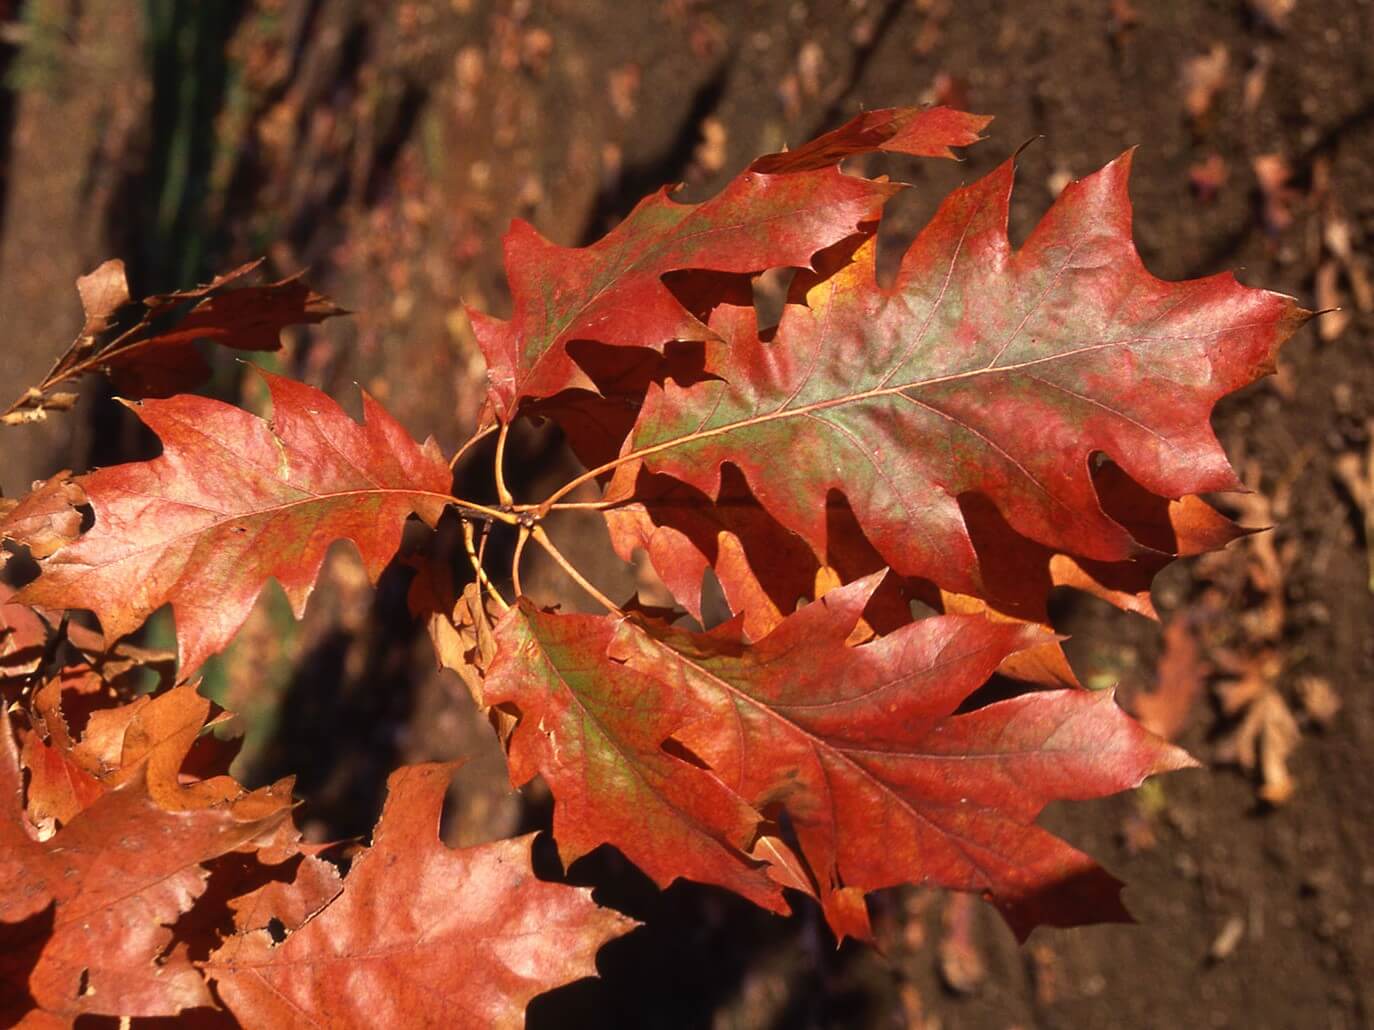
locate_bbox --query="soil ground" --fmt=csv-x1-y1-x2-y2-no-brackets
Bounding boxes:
1,1,1371,1027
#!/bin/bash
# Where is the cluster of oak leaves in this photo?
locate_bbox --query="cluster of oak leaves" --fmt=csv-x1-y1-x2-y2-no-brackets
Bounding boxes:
0,107,1306,1026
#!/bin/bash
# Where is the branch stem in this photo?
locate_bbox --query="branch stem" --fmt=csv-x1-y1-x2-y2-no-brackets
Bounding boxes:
463,519,509,611
514,498,626,513
535,456,634,517
529,525,623,615
448,497,519,525
494,422,515,507
511,525,531,598
448,423,498,470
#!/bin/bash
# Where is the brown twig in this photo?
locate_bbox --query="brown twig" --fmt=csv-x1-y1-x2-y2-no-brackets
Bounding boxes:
463,518,508,611
448,423,498,471
514,498,626,513
528,525,623,614
494,421,515,507
511,525,531,599
449,497,520,525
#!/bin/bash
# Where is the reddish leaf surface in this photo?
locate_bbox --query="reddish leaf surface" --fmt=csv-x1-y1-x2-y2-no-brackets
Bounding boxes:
472,106,988,418
1,586,47,686
206,762,636,1029
103,263,344,399
484,607,789,914
0,717,293,1020
621,154,1306,607
18,728,104,830
605,465,820,641
19,682,284,829
221,853,343,938
607,453,1244,688
0,473,85,560
485,577,1191,939
11,373,452,677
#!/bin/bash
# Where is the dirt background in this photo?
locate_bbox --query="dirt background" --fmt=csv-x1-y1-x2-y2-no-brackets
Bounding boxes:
1,1,1371,1027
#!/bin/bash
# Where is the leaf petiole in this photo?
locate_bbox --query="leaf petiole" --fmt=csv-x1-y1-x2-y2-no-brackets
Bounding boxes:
448,423,498,470
527,525,623,615
494,422,515,506
463,518,509,611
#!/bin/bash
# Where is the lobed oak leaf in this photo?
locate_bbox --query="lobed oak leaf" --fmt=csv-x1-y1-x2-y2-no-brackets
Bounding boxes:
483,606,789,914
205,762,637,1029
484,576,1193,941
473,106,988,418
607,575,1196,940
11,373,453,678
621,152,1307,614
749,105,991,173
0,716,292,1021
606,457,1245,688
101,264,345,399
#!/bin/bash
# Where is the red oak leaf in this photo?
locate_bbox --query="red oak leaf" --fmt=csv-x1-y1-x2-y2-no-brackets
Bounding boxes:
472,106,989,418
79,259,343,401
609,575,1195,939
622,154,1306,608
105,272,344,398
483,606,789,914
484,577,1191,940
205,762,637,1030
10,373,453,677
0,717,292,1021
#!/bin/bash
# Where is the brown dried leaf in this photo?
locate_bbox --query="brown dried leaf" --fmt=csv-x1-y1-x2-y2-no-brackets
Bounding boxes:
1133,617,1207,741
1316,261,1350,341
1182,44,1229,122
1215,653,1299,804
75,259,132,337
1296,675,1341,728
1189,154,1229,202
1253,153,1297,236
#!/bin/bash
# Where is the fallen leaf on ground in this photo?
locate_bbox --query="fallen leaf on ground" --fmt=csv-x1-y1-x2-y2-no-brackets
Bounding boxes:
1215,652,1300,804
1133,616,1207,741
1253,153,1297,236
1181,44,1229,123
1189,154,1229,201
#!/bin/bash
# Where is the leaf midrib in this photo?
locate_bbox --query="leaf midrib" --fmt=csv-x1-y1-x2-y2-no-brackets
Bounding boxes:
642,628,1065,886
54,486,452,574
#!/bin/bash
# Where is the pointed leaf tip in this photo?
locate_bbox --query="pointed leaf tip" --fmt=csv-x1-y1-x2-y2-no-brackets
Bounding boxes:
17,379,453,677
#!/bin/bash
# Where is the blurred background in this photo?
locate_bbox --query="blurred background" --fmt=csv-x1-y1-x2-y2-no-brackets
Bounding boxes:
0,1,1370,1027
